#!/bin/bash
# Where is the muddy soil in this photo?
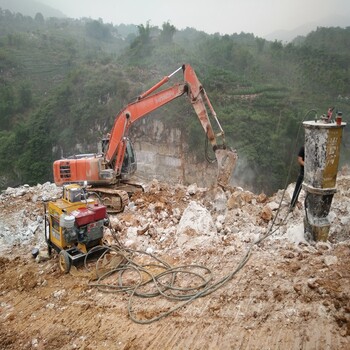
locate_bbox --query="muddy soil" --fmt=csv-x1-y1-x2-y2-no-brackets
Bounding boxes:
1,180,350,349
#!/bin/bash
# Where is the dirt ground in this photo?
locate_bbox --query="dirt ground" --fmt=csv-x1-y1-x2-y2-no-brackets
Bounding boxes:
1,180,350,349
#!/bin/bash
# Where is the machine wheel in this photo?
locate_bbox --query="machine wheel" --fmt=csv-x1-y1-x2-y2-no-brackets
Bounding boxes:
58,250,71,274
47,244,52,257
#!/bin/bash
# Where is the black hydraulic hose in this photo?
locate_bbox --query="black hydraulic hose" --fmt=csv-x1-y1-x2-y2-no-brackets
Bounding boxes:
84,109,322,324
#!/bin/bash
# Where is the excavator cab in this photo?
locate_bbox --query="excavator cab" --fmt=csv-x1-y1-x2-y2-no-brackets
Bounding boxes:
100,136,136,179
121,138,137,179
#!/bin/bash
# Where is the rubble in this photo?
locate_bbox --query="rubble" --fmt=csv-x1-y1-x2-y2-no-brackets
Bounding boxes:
0,175,350,348
2,175,349,252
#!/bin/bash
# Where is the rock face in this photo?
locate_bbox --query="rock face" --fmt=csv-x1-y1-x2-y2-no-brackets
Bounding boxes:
130,119,219,187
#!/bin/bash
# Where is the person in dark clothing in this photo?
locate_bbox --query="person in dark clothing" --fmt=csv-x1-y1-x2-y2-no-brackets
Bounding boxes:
290,146,305,210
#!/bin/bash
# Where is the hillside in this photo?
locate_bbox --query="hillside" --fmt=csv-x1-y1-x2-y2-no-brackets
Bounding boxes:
0,0,66,18
265,14,350,42
0,10,349,195
0,9,350,349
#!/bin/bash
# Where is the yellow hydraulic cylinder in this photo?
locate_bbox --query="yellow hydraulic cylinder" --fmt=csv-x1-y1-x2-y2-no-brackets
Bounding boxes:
302,116,346,241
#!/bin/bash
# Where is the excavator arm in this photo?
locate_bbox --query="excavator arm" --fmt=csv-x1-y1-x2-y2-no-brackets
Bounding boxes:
105,81,186,174
105,64,236,184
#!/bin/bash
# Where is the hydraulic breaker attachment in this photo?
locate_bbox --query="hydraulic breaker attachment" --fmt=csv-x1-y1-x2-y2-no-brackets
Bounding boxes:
215,148,238,187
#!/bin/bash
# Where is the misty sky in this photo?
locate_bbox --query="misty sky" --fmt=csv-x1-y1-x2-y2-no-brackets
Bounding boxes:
40,0,350,37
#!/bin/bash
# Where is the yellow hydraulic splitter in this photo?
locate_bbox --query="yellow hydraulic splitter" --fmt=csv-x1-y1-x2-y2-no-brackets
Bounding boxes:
44,184,108,273
303,111,346,241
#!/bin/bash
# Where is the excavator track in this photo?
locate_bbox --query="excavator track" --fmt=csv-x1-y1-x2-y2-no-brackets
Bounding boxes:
88,182,144,213
88,188,130,214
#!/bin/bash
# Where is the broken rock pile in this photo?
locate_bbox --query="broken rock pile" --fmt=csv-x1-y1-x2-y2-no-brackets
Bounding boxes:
1,176,349,256
1,176,350,344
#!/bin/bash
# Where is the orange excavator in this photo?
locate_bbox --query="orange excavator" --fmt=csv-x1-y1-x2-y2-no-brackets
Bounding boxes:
53,64,237,212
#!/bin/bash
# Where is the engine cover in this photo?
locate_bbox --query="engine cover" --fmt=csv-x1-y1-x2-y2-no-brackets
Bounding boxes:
71,204,107,227
71,208,95,227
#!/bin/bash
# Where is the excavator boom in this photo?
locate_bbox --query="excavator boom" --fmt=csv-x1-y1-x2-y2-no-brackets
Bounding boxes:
104,64,236,181
105,83,186,174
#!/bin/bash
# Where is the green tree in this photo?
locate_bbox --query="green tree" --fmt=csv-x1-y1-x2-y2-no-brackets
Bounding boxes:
18,83,32,111
160,21,176,44
256,37,266,53
137,21,152,45
85,19,112,41
34,12,44,25
0,85,15,130
129,21,154,60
